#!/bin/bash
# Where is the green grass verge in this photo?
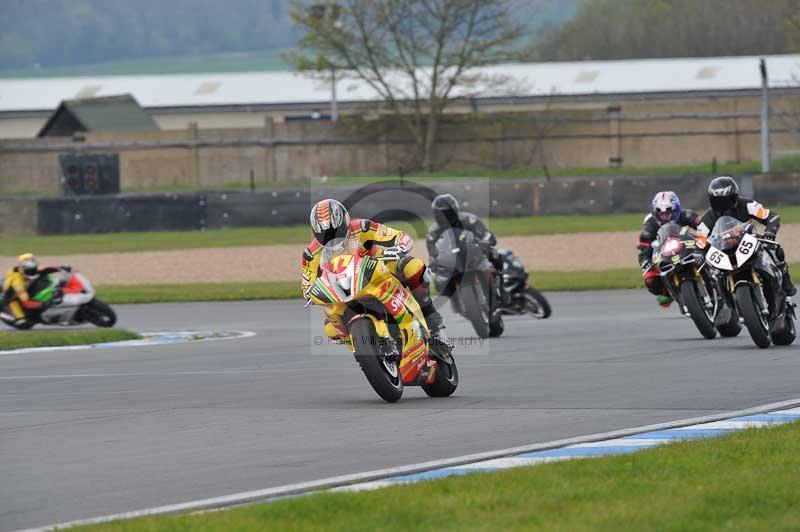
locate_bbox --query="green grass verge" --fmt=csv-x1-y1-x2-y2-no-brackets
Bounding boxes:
95,282,300,304
92,272,637,305
7,208,800,256
87,261,800,303
76,420,800,531
0,328,140,351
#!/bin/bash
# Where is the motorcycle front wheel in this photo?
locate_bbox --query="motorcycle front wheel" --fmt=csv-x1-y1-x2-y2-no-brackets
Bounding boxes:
84,299,117,328
735,284,771,348
460,279,491,338
524,287,551,319
350,318,403,403
680,280,716,339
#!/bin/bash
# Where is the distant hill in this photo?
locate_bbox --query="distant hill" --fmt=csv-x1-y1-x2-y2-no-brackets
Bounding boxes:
0,0,580,78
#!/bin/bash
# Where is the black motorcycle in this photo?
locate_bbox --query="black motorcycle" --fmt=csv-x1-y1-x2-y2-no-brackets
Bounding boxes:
704,216,795,348
429,228,504,338
497,249,551,320
652,223,740,339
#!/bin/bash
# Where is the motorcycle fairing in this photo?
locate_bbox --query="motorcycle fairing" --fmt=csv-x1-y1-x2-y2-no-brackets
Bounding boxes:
311,247,435,386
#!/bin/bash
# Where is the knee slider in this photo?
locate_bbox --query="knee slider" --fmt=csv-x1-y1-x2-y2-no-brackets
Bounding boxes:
398,256,426,288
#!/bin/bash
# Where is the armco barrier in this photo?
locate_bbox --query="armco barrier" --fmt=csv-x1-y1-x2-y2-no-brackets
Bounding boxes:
22,173,800,235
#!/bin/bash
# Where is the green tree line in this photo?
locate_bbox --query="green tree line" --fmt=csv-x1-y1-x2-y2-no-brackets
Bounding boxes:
0,0,297,70
533,0,800,61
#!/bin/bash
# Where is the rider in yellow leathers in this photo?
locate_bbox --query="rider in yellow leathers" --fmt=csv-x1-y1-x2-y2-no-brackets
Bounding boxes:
301,199,450,348
2,253,55,322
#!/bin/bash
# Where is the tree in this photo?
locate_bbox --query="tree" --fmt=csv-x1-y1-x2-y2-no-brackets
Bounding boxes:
533,0,800,62
288,0,524,172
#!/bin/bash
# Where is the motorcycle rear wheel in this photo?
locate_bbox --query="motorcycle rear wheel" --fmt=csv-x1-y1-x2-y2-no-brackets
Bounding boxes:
715,304,742,337
3,317,35,330
735,284,771,348
680,280,716,339
771,314,796,346
422,350,459,397
350,318,403,403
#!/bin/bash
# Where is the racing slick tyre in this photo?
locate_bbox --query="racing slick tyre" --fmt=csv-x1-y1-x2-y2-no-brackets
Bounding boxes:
716,305,742,337
489,314,505,338
524,287,551,319
3,317,35,330
734,284,771,348
350,318,403,403
680,280,717,339
460,281,491,338
422,349,459,397
771,314,796,346
84,299,117,328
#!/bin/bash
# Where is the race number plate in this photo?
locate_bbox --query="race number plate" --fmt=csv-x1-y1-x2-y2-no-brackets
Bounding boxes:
735,233,758,267
705,245,733,270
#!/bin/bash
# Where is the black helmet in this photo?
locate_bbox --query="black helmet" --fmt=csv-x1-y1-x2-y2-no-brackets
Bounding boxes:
431,193,460,226
708,176,739,214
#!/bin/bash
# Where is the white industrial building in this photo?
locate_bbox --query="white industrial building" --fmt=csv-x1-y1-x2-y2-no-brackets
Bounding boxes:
0,54,798,139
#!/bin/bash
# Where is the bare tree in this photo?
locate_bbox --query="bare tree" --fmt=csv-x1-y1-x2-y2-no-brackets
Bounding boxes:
288,0,524,172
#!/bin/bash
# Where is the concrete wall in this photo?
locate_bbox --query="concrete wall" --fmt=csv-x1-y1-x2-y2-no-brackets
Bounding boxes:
0,197,38,235
1,92,799,195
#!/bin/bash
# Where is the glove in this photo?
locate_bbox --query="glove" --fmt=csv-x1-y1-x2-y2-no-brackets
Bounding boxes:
640,261,653,275
762,232,778,251
382,244,407,259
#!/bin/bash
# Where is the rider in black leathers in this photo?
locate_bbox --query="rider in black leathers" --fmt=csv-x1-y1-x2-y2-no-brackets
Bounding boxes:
426,194,510,304
697,175,796,296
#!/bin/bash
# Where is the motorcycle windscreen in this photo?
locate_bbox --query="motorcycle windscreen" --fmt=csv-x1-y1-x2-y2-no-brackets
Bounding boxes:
317,237,361,302
433,229,487,275
709,216,749,252
655,222,682,244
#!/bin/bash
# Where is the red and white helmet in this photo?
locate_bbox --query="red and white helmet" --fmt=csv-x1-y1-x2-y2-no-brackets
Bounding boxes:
310,199,350,245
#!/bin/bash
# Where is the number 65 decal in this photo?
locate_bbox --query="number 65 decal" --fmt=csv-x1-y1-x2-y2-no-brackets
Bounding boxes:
735,234,758,266
705,246,733,270
708,250,724,264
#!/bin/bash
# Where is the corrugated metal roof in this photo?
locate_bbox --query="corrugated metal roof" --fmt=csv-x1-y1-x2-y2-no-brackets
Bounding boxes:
0,55,798,113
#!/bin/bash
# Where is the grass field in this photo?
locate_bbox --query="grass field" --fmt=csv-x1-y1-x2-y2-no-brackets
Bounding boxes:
0,328,140,351
96,282,299,304
6,208,800,256
76,420,800,531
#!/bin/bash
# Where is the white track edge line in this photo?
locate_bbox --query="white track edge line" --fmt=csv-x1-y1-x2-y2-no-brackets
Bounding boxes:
17,396,800,532
0,330,256,356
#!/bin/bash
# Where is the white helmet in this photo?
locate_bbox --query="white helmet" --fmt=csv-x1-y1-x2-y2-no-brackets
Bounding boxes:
310,199,350,244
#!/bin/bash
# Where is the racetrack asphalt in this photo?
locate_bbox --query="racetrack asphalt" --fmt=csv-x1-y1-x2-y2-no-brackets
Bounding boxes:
2,290,799,531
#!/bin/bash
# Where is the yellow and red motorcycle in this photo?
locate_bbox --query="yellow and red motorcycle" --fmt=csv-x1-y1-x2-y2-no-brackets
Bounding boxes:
305,237,458,403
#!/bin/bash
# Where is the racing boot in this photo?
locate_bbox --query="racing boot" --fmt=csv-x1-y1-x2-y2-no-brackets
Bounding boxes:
656,294,673,308
780,263,797,296
413,287,452,354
